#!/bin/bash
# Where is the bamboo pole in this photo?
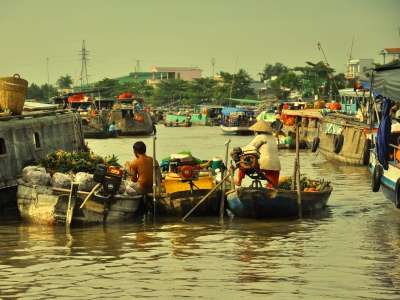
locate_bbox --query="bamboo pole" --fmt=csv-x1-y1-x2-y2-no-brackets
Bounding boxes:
295,119,302,218
182,170,233,222
66,182,79,226
152,136,157,219
79,183,101,209
220,139,231,221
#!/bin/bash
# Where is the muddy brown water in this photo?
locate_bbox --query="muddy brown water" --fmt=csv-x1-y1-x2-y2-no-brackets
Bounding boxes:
1,126,400,299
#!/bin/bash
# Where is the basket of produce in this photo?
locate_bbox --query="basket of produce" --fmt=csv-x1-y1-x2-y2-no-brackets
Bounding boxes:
278,175,331,192
0,74,28,115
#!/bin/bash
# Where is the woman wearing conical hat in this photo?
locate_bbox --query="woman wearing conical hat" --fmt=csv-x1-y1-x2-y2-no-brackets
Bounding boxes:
235,120,281,187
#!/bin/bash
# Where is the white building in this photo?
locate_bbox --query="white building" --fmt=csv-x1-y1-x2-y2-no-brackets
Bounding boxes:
345,59,374,80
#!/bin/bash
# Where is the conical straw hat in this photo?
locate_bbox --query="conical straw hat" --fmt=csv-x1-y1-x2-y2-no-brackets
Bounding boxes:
249,120,273,133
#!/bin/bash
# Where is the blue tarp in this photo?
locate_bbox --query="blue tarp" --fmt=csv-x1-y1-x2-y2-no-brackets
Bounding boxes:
376,98,393,170
221,107,244,116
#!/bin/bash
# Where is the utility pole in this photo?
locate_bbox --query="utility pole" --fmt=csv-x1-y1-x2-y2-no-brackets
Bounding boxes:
135,59,140,79
79,40,89,89
211,57,216,78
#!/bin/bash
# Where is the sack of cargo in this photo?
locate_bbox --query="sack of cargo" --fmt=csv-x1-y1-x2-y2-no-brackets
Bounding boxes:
74,172,96,191
51,172,73,189
0,74,28,115
22,166,51,186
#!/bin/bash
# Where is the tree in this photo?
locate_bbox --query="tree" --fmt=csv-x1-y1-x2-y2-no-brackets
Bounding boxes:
216,69,255,101
56,75,73,89
27,83,58,102
187,78,217,104
94,78,119,98
260,63,289,81
27,83,43,99
152,79,188,106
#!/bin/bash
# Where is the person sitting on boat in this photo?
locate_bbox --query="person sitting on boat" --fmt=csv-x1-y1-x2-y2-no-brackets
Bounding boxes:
108,121,118,137
234,120,281,188
126,141,157,194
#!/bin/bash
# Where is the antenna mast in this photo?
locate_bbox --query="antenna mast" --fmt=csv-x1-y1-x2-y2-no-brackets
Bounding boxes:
79,40,89,88
211,57,216,78
317,41,339,95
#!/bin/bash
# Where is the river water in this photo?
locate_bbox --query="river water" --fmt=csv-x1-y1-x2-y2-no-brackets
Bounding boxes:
1,126,400,299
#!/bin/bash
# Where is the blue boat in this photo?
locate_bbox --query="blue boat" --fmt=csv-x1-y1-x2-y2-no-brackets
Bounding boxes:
368,61,400,208
226,186,332,218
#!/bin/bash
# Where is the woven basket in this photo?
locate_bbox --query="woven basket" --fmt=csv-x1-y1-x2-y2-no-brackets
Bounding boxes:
0,74,28,115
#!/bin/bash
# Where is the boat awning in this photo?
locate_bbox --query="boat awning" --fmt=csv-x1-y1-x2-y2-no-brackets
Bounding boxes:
221,107,244,116
227,98,262,105
282,109,323,119
372,62,400,101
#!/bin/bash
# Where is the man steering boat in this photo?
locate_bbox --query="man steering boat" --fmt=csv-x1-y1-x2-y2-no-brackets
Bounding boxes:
233,120,281,188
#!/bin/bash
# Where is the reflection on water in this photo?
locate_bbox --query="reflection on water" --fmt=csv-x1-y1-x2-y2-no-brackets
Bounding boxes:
1,126,400,299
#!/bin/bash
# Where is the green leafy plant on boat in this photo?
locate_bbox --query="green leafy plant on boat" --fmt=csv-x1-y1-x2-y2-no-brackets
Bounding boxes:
40,150,120,174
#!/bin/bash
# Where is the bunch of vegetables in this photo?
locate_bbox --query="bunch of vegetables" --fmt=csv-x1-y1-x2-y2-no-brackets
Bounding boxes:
40,150,120,174
278,176,330,192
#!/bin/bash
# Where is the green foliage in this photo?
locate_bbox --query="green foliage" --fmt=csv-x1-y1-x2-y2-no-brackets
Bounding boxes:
260,63,289,81
40,150,120,174
216,69,256,100
27,83,58,102
151,79,189,105
56,75,73,89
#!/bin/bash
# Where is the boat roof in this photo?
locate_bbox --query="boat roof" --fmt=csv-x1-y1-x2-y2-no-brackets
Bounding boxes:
23,101,59,111
339,88,371,97
282,109,323,119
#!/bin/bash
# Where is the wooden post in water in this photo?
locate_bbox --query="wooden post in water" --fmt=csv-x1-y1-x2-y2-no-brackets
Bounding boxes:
220,139,231,221
66,182,79,227
295,117,302,218
152,136,157,220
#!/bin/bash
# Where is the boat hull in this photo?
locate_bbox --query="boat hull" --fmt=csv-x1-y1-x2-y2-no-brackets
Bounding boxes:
369,150,400,208
226,187,332,218
17,184,142,225
220,125,253,135
154,189,221,217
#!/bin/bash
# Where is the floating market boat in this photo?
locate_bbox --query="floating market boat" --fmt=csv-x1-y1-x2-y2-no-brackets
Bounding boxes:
16,154,143,225
154,153,224,217
226,185,332,218
0,74,85,215
369,62,400,208
220,107,256,135
110,93,154,136
163,113,192,127
155,172,221,217
17,183,142,225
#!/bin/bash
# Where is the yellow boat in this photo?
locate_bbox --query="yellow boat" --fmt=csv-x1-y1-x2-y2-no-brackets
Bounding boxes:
155,171,221,217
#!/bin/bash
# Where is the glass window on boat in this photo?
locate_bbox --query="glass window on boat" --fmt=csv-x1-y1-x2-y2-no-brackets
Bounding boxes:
0,138,6,155
33,132,41,149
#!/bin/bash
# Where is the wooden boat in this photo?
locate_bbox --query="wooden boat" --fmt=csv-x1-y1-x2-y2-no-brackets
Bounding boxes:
226,186,332,218
154,172,221,217
220,124,253,135
17,183,142,225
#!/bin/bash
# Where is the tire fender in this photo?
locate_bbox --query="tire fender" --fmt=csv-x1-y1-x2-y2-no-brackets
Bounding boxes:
363,139,372,165
333,134,344,154
311,137,320,153
371,164,383,192
395,180,400,209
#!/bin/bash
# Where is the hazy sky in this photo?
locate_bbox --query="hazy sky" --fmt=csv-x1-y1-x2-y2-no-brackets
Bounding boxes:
1,0,399,85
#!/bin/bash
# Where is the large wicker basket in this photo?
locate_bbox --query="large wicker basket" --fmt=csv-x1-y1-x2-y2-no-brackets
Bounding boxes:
0,74,28,115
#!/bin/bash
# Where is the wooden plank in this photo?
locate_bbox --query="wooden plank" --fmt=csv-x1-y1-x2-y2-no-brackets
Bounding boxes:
66,183,79,226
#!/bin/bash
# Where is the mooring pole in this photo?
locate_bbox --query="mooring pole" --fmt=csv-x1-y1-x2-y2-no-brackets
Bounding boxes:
152,136,157,220
220,139,231,221
295,117,302,218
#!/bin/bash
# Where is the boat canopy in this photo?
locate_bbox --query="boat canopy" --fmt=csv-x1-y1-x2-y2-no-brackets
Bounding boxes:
221,107,244,116
372,62,400,101
227,98,261,105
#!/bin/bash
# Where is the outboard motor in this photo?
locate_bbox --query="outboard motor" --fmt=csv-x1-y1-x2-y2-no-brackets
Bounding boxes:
93,164,123,196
